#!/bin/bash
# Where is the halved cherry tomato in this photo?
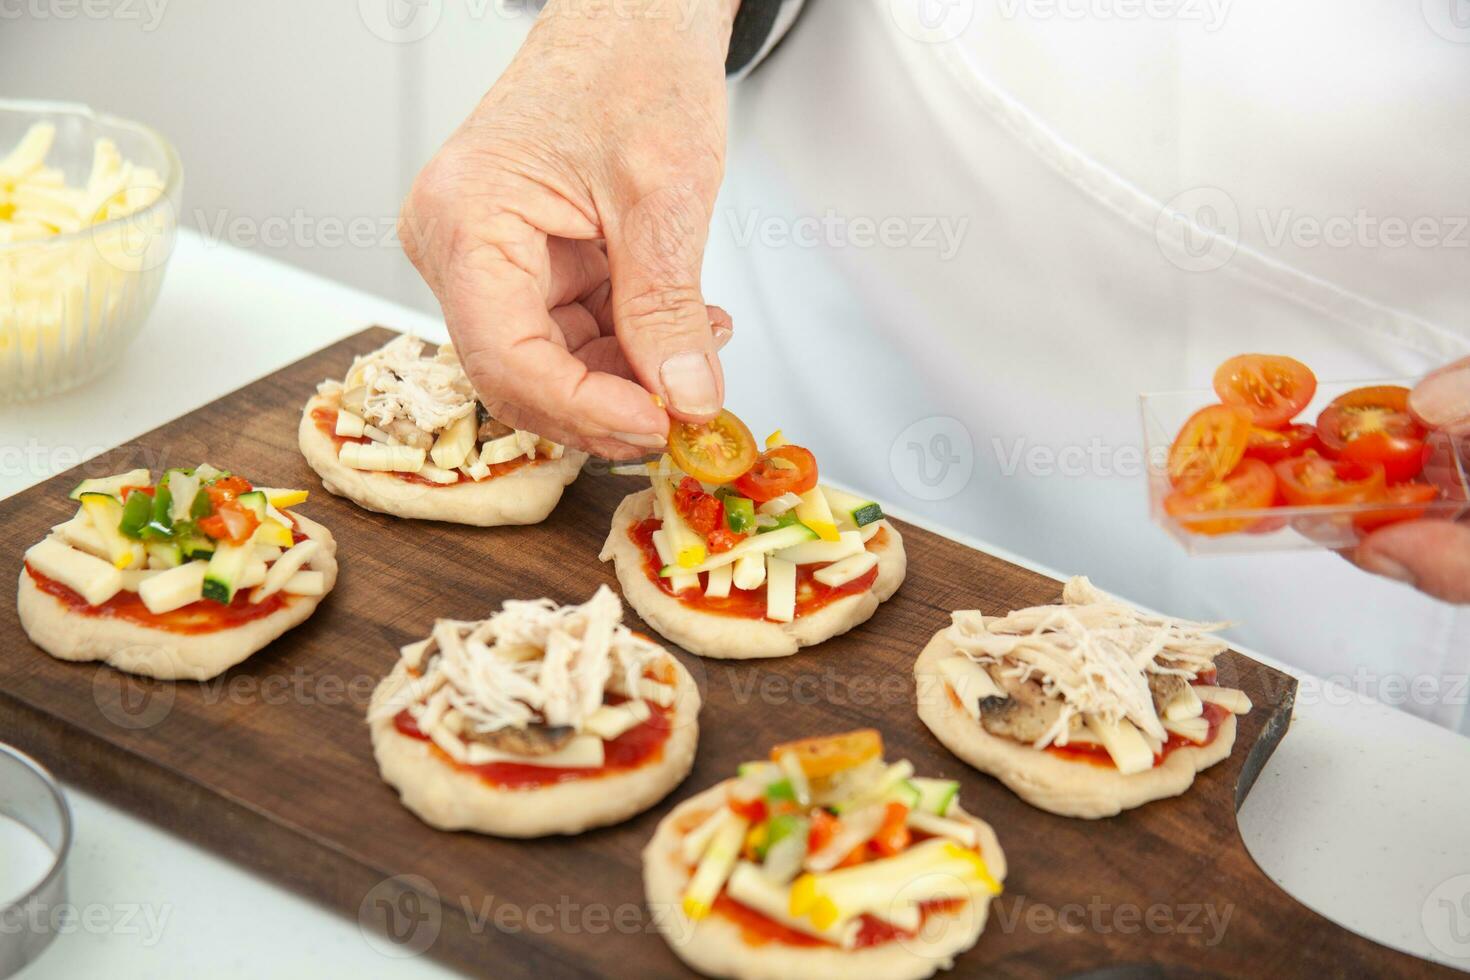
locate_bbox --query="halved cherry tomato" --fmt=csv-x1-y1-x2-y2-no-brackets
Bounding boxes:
1353,483,1440,533
1167,404,1252,492
1317,386,1427,484
770,729,882,779
1273,452,1386,507
734,445,819,503
669,410,759,484
1213,354,1317,429
870,802,912,857
1164,458,1277,535
1243,423,1320,464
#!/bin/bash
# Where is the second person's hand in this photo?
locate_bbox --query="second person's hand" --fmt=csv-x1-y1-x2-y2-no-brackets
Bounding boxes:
399,0,740,459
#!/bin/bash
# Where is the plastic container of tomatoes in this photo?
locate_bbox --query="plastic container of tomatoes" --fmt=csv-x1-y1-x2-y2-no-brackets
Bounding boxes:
1142,357,1469,555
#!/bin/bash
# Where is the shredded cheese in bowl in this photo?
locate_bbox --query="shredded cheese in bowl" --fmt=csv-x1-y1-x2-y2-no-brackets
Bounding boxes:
0,105,180,401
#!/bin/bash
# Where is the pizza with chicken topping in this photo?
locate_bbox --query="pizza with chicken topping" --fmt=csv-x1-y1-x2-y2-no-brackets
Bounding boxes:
368,586,700,837
299,334,587,525
914,577,1252,818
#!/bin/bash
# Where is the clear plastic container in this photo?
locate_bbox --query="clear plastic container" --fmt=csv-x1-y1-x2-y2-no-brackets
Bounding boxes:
1141,379,1470,554
0,99,181,402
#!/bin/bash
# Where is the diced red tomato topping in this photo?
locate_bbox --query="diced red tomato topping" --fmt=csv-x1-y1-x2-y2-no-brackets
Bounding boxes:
870,802,911,857
728,795,768,823
674,477,725,537
807,808,838,853
707,527,744,553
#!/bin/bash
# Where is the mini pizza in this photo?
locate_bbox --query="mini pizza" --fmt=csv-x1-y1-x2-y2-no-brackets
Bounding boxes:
18,464,337,681
644,729,1006,980
368,586,700,838
300,334,587,525
915,576,1252,819
600,414,906,659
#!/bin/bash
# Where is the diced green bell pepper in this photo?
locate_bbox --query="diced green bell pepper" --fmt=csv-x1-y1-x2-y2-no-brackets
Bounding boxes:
723,495,757,534
143,484,174,540
118,490,153,540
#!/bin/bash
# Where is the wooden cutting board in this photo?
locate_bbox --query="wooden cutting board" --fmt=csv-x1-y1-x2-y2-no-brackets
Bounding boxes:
0,328,1446,978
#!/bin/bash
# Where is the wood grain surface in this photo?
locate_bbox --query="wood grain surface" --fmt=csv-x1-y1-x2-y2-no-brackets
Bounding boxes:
0,328,1448,978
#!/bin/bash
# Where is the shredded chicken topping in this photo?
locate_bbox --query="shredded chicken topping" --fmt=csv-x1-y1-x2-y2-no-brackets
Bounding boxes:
322,334,476,434
368,586,671,738
945,576,1228,749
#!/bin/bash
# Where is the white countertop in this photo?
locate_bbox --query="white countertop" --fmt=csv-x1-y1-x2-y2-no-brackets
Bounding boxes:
5,232,1468,977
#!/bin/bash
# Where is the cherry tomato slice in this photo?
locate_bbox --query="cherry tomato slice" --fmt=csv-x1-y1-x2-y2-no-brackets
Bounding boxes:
734,445,819,503
1273,452,1386,507
1317,385,1428,483
1243,423,1320,464
669,410,759,484
1213,354,1318,429
769,729,882,779
1164,458,1278,535
1352,483,1440,534
1167,404,1252,492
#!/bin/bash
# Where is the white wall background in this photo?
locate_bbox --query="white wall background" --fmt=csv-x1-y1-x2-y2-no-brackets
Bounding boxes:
0,0,535,312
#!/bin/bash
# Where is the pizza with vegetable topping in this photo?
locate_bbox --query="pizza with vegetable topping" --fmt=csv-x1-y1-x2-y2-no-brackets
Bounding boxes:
914,577,1252,819
599,415,906,659
17,464,337,680
644,730,1006,980
367,586,700,837
299,334,587,525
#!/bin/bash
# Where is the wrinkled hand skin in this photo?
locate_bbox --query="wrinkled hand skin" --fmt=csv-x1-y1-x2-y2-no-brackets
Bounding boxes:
1351,356,1470,603
400,0,740,460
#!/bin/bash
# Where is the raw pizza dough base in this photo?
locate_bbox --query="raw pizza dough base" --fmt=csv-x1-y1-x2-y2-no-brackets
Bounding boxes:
599,489,907,660
17,514,339,682
914,631,1237,819
643,781,1007,980
369,655,701,838
299,394,587,526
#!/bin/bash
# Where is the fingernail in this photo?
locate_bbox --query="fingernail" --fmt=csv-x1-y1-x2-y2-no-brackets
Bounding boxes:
612,431,668,450
1358,552,1418,587
660,351,719,417
712,321,733,350
1411,363,1470,428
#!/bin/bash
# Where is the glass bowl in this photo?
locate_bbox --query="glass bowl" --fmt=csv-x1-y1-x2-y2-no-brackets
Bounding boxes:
0,99,181,402
1142,378,1470,554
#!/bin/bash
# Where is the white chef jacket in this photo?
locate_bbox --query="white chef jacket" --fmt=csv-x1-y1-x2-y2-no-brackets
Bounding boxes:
707,0,1470,731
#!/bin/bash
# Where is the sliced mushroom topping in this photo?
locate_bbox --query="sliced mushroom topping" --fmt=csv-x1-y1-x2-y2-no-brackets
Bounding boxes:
977,675,1063,744
477,415,514,443
1147,673,1189,714
469,723,576,757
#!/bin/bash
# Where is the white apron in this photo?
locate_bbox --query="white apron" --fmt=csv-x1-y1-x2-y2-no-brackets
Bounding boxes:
706,0,1470,731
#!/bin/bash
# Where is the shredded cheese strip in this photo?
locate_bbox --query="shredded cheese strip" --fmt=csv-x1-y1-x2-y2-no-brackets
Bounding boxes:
945,576,1229,749
368,586,672,743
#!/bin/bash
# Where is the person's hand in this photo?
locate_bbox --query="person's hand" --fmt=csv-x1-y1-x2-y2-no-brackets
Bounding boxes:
399,0,739,459
1352,357,1470,603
